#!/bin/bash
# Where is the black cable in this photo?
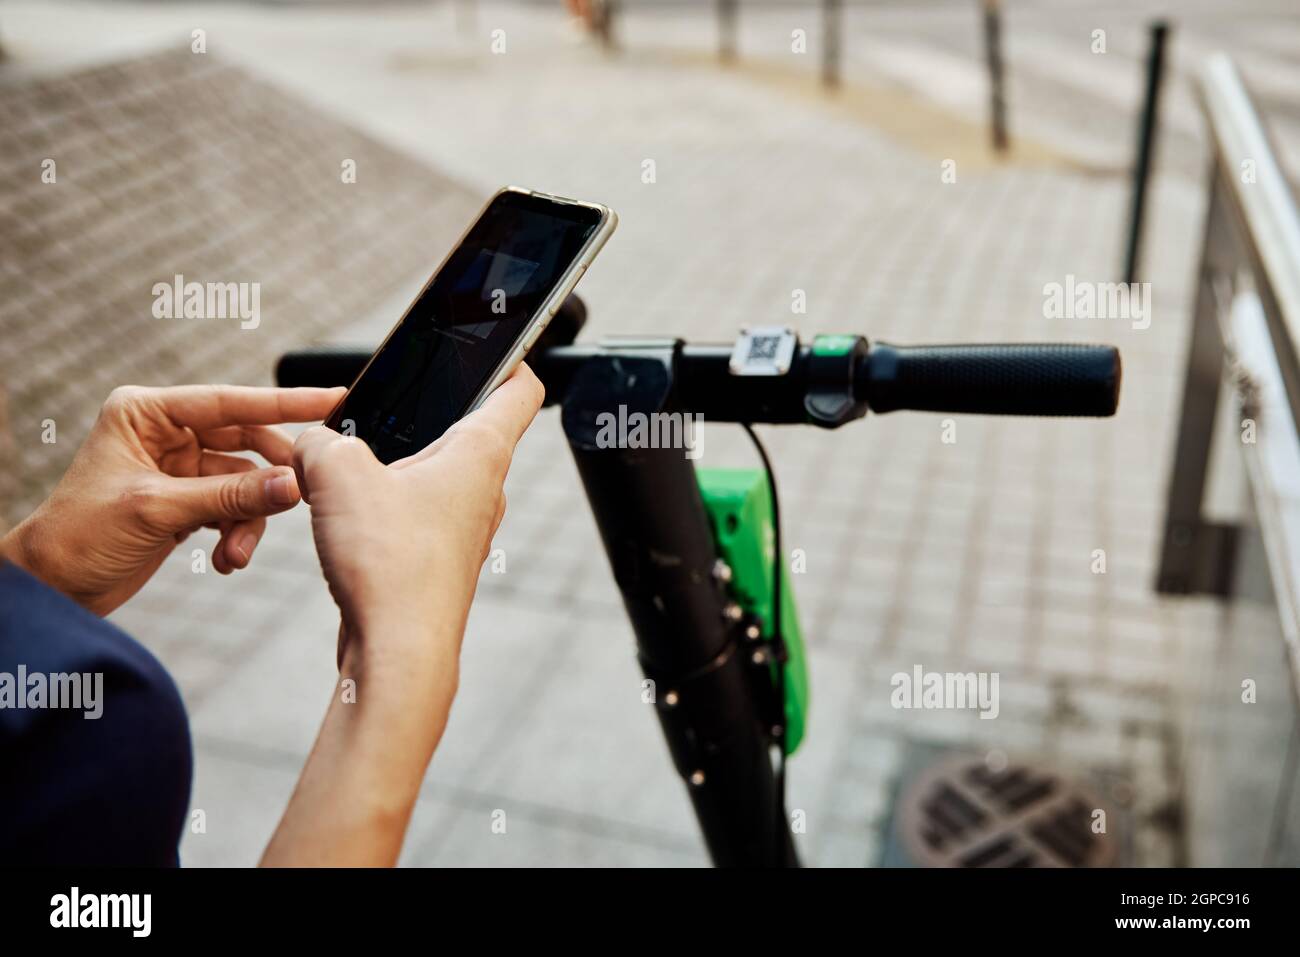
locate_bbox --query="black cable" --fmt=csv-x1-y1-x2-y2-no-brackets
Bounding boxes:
741,422,789,864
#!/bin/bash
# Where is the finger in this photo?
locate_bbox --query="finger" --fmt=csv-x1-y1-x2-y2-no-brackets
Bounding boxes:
462,363,545,451
193,454,269,572
198,424,296,466
150,385,346,432
220,515,267,573
197,454,264,573
197,456,254,574
388,364,546,471
211,520,234,575
149,465,302,533
292,426,377,503
198,450,256,478
392,364,543,471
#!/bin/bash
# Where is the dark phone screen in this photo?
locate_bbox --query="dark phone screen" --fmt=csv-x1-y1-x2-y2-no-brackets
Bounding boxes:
326,191,602,463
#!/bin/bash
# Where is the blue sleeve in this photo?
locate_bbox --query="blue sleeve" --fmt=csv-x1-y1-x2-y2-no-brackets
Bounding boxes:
0,561,193,866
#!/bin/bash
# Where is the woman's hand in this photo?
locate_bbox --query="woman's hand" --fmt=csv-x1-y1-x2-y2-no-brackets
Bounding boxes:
0,384,344,616
291,364,545,684
262,364,544,867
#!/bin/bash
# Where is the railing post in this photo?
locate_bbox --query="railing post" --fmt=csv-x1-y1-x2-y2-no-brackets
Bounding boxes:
718,0,738,63
982,0,1009,152
595,0,617,51
1123,21,1171,285
1156,174,1239,595
822,0,843,90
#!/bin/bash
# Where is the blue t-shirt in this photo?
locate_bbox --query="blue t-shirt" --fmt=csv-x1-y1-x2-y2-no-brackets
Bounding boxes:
0,562,192,865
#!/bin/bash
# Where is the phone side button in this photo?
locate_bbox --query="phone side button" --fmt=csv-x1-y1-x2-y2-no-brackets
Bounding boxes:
554,265,587,312
522,324,545,352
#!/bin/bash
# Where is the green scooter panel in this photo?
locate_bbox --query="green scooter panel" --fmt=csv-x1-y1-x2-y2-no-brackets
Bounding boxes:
697,468,809,755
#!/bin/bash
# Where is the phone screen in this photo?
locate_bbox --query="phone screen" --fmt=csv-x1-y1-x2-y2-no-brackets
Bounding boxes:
326,190,603,463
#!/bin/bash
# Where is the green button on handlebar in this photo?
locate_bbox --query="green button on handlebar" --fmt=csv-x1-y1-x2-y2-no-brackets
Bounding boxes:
811,334,858,356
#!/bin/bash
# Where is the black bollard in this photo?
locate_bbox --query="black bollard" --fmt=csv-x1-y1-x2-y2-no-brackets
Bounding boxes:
822,0,843,90
718,0,738,63
1123,21,1171,285
983,0,1009,152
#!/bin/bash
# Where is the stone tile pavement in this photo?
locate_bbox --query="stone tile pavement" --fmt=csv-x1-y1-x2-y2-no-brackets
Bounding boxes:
2,0,1298,865
0,46,481,524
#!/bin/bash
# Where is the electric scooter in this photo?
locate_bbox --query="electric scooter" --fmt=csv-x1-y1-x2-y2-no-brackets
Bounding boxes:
277,295,1121,867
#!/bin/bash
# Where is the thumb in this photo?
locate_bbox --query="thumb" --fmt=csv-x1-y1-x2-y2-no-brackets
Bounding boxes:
154,466,301,530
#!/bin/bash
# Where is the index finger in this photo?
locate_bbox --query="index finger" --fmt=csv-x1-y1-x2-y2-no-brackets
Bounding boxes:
151,385,347,431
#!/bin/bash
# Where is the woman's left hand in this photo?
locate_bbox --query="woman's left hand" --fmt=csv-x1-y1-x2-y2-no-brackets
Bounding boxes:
1,384,344,616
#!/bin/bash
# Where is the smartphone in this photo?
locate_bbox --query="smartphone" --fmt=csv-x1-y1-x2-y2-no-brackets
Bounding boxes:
325,186,616,463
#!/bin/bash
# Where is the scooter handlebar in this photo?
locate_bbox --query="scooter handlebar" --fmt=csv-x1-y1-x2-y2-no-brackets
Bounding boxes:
275,340,1122,421
861,342,1121,417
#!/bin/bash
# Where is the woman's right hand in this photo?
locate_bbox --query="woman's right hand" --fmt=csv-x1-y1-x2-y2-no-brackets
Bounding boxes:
292,363,545,692
263,364,544,867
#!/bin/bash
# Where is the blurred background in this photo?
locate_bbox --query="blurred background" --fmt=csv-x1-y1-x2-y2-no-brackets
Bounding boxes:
1,0,1298,866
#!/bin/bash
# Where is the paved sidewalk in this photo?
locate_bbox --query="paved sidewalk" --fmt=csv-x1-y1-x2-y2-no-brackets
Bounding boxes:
0,48,480,525
4,0,1297,865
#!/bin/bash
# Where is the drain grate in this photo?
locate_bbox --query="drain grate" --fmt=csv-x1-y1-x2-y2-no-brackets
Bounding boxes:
896,754,1118,867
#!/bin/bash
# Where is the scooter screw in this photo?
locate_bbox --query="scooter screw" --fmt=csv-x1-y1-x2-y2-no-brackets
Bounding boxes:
664,690,680,708
689,770,706,787
724,602,743,622
745,624,762,641
713,560,733,583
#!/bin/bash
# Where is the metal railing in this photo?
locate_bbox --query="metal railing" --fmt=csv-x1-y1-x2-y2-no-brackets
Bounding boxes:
1157,52,1300,865
1158,55,1300,613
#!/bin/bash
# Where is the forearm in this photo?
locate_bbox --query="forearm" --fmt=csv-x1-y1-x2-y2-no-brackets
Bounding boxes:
261,623,460,867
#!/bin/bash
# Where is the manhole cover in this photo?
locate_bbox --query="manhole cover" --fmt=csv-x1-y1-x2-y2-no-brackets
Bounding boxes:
895,754,1118,867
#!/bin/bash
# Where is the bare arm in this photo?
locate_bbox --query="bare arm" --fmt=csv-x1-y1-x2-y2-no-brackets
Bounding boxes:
260,364,544,866
259,624,456,866
0,370,540,866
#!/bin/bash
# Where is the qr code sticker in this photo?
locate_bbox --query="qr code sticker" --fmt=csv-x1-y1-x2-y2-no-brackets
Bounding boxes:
748,335,783,361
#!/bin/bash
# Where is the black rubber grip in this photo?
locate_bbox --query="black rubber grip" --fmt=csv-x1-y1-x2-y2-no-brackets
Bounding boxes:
862,342,1121,417
276,346,369,388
